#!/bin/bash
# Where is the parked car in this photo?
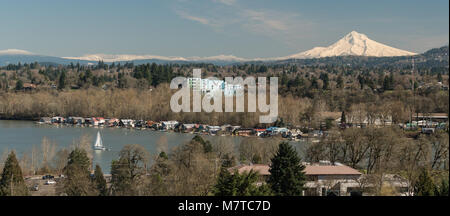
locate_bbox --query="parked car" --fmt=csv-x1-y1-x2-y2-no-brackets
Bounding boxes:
31,184,39,191
45,180,56,185
42,175,54,180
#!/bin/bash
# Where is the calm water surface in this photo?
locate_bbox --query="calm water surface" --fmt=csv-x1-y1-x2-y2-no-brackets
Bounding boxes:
0,120,307,173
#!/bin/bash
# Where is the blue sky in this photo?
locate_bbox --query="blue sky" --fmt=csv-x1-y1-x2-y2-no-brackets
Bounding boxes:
0,0,448,58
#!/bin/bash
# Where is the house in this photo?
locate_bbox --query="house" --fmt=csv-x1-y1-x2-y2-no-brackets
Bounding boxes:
107,118,120,127
67,117,85,125
266,127,289,135
146,120,157,128
266,127,278,135
194,124,205,132
234,128,253,136
51,116,65,124
134,120,145,128
220,124,231,131
23,83,37,90
84,117,93,125
413,113,448,123
120,119,135,127
87,117,105,126
161,121,179,130
181,123,196,132
38,117,52,124
229,161,364,196
339,115,393,127
302,161,362,196
95,117,106,125
90,118,100,126
206,126,221,134
229,125,241,133
253,128,266,137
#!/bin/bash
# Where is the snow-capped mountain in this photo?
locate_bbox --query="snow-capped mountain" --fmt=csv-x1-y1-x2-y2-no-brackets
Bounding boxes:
0,31,420,66
0,49,91,66
62,31,416,62
0,49,34,55
62,54,246,62
284,31,416,59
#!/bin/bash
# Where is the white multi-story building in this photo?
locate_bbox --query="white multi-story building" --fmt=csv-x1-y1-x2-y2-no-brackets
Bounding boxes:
187,77,202,91
186,77,243,97
201,79,223,94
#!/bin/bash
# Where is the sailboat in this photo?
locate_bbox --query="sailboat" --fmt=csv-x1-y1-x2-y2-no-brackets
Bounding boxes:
94,131,107,151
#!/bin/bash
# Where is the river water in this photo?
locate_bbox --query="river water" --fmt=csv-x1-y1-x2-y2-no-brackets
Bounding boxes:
0,120,308,174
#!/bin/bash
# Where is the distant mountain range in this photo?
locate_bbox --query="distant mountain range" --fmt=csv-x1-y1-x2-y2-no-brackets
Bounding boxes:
0,31,447,66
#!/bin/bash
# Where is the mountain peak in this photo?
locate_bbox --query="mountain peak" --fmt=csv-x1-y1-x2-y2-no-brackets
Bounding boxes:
286,31,416,59
348,30,365,36
344,31,369,43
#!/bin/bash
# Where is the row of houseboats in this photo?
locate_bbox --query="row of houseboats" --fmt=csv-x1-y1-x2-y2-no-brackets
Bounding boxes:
37,116,323,141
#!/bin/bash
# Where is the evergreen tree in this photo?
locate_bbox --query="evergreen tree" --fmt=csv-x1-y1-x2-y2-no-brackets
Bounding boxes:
320,73,329,90
310,76,319,89
159,151,168,160
58,71,66,90
63,148,95,196
15,79,23,91
0,151,29,196
358,74,365,89
213,167,237,196
437,72,443,82
93,164,108,196
389,73,395,90
340,111,346,125
281,72,288,87
383,75,390,91
268,142,306,196
336,75,343,89
117,73,128,88
213,168,272,196
192,135,212,153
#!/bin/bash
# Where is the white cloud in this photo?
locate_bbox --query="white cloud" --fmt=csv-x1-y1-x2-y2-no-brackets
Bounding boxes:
240,9,315,46
176,10,211,25
173,1,315,46
243,9,289,31
213,0,237,6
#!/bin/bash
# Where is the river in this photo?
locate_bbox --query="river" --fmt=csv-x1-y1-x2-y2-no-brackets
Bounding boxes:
0,120,308,174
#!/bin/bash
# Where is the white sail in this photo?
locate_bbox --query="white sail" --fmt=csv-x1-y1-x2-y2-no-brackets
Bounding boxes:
94,131,105,150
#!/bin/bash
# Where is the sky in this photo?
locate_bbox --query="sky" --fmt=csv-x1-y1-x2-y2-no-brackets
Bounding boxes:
0,0,448,58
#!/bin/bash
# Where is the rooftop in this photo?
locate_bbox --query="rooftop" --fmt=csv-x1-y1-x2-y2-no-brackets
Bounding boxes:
304,164,361,175
229,162,362,176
